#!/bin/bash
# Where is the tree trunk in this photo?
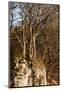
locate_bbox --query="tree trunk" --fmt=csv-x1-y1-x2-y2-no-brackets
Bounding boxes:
29,24,33,60
33,35,36,60
29,24,36,86
23,25,26,59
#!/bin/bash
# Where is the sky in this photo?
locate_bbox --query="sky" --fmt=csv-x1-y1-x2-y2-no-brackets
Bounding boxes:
11,4,22,26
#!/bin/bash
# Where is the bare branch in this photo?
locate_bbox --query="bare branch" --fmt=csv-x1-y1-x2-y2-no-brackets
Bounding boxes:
14,32,23,49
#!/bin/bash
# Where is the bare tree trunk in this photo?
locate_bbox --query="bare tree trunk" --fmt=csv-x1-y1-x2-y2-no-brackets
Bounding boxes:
29,24,36,86
29,24,33,60
33,35,36,60
23,25,26,59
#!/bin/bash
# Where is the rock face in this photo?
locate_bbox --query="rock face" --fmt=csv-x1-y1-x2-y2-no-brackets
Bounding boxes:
14,57,47,87
14,58,32,87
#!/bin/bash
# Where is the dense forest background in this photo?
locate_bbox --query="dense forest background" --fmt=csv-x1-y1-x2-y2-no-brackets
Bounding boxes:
9,2,59,87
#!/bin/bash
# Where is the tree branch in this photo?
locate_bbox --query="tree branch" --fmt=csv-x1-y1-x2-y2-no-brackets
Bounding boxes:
14,32,23,49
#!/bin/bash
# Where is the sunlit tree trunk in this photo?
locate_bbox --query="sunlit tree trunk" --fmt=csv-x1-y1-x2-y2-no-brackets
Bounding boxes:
29,24,33,60
33,35,36,60
23,25,26,59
